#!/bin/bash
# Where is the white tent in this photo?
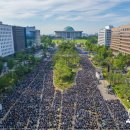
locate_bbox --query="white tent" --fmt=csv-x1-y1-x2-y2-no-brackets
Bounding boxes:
0,104,2,111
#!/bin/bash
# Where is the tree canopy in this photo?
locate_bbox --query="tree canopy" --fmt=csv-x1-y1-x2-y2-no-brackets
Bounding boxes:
53,42,80,90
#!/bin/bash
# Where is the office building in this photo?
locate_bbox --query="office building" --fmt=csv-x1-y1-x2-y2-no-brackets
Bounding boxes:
26,27,36,48
0,22,41,56
35,30,41,46
55,26,83,40
0,22,14,57
12,26,26,52
111,24,130,54
98,25,113,46
26,27,41,48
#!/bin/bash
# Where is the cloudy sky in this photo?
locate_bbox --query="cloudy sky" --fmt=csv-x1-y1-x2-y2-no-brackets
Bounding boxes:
0,0,130,34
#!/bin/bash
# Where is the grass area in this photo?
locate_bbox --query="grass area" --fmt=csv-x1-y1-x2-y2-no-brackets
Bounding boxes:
52,39,87,44
52,39,63,44
114,84,130,109
73,39,87,44
54,72,76,91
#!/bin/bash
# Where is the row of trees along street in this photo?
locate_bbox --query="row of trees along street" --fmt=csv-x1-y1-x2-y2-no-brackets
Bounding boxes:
41,35,55,56
0,50,42,94
0,35,54,95
84,41,130,108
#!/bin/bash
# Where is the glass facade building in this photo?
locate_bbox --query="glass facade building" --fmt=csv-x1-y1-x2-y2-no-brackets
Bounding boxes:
26,27,36,48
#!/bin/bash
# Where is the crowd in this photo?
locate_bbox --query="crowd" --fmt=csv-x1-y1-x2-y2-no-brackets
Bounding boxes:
0,60,49,129
107,100,130,129
0,55,130,129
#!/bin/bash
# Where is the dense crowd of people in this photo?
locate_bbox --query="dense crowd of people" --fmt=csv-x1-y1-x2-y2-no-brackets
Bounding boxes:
107,100,130,129
0,55,130,129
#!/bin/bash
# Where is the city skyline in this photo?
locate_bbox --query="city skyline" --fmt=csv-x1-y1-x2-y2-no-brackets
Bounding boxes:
0,0,130,34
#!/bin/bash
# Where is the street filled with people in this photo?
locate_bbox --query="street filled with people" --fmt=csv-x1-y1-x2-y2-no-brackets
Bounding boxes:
0,55,130,129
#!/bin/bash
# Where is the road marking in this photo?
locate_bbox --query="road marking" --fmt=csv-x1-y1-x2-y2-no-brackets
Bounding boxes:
72,94,78,130
58,91,63,130
51,90,56,108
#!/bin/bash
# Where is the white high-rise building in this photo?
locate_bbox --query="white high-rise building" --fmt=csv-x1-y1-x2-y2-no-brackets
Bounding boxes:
0,22,14,57
98,25,113,46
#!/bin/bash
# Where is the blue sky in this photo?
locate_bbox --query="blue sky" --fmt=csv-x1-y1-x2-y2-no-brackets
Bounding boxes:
0,0,130,34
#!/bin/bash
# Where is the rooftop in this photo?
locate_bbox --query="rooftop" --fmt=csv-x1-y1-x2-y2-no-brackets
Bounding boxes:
64,26,75,32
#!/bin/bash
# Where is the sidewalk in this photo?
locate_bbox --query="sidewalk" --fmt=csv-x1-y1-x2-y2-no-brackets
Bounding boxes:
97,80,117,100
89,58,117,100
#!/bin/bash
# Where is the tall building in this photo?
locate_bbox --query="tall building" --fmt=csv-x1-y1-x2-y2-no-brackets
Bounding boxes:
98,25,113,46
35,30,41,46
12,26,26,52
0,22,41,56
25,27,36,48
111,24,130,54
55,26,83,40
26,27,41,48
0,22,14,57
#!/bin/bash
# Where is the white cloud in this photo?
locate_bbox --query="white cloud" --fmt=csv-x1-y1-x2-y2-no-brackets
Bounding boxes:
0,0,130,34
0,0,129,21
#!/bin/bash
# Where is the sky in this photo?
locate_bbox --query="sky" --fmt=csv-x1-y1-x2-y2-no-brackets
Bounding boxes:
0,0,130,34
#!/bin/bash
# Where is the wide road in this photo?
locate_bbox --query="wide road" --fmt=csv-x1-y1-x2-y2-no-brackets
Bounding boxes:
0,56,130,129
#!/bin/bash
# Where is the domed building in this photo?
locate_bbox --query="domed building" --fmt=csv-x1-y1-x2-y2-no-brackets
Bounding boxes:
55,26,83,39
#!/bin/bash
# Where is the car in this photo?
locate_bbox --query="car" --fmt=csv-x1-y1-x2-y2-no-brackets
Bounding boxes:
126,119,130,124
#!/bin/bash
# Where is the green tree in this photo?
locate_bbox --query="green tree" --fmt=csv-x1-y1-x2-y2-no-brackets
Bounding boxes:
113,58,124,70
16,51,26,62
0,61,3,73
53,42,80,90
41,35,52,48
0,77,9,92
7,58,15,69
15,65,29,78
28,55,36,64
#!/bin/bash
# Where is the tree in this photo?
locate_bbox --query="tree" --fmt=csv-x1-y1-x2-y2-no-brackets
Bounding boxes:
0,61,3,73
7,58,14,69
16,51,26,62
41,35,52,48
53,42,80,90
113,58,125,70
28,55,36,64
15,65,29,78
127,71,130,78
0,77,9,92
31,46,36,53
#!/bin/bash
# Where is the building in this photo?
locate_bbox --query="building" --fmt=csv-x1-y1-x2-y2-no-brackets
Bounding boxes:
26,27,41,48
0,22,14,57
55,26,83,40
82,33,88,37
88,33,98,37
25,27,36,48
0,22,41,56
12,26,26,52
35,30,41,46
98,25,113,46
111,24,130,54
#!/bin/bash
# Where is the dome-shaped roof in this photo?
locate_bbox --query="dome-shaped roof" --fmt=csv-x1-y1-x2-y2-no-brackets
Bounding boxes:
64,26,75,32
